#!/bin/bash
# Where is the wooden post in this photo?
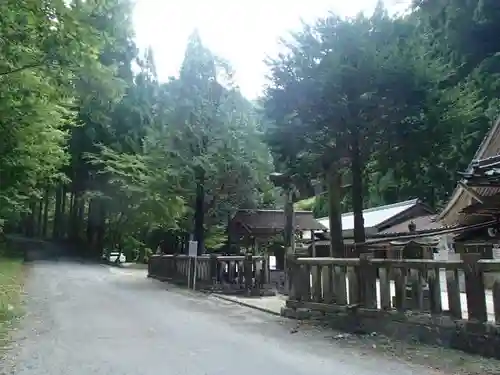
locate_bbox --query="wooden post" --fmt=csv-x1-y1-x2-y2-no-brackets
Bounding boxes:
462,253,487,322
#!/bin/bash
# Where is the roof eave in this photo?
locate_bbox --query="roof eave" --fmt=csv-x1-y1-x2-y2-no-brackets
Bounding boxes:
437,115,500,224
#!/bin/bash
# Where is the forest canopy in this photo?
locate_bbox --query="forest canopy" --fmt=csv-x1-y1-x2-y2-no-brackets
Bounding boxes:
0,0,498,258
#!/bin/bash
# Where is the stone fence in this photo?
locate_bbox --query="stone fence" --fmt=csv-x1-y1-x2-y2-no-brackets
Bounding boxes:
282,253,500,359
148,254,274,296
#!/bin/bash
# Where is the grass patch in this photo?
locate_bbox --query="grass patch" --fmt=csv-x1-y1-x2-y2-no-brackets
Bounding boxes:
0,250,24,353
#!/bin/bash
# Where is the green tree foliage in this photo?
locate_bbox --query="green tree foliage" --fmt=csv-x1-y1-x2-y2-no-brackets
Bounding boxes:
2,0,500,258
0,3,275,258
263,0,500,249
141,32,274,253
0,0,107,222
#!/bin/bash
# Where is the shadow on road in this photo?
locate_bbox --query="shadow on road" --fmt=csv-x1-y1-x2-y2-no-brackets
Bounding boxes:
6,235,99,264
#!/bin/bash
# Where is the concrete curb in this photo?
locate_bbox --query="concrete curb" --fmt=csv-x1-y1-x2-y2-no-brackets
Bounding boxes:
147,275,284,316
210,294,282,317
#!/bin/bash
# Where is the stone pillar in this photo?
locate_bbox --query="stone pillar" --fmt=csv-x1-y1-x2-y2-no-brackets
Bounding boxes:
311,230,316,257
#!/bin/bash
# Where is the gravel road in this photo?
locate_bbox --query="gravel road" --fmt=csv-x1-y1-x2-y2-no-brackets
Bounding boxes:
0,261,464,374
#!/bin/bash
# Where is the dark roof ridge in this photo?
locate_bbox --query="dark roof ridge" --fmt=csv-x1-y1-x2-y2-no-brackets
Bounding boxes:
235,209,314,214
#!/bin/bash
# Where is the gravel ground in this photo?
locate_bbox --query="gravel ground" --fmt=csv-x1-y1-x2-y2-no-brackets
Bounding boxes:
1,261,499,375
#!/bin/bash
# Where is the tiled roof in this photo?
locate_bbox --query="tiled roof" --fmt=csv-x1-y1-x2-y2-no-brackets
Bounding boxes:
437,115,500,225
232,209,327,232
317,199,420,231
379,214,442,235
309,220,494,248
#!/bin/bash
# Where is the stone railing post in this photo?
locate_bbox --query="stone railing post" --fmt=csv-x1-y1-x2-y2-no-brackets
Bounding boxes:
164,256,171,279
209,254,218,286
244,253,253,294
147,255,154,277
159,255,166,279
260,257,268,287
359,253,377,308
172,254,178,279
287,254,301,300
147,256,152,276
463,253,487,322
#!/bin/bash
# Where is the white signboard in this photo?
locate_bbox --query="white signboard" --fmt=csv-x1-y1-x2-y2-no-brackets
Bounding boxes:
188,240,198,257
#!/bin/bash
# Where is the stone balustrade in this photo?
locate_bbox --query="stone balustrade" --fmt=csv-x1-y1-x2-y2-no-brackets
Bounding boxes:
148,254,274,296
283,253,500,359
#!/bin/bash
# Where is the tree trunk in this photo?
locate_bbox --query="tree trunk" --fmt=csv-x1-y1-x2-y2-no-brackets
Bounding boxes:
226,214,235,253
112,213,127,263
69,191,85,242
86,198,96,246
113,231,123,264
96,199,106,258
87,198,105,258
351,129,366,254
26,200,36,237
68,191,76,239
76,194,85,240
283,187,295,253
283,185,296,294
42,186,50,238
327,165,344,257
53,185,62,239
60,185,67,238
194,170,205,255
36,199,43,237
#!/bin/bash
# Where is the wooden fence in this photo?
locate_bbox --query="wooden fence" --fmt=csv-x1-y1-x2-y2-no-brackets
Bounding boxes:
287,253,500,323
148,254,274,296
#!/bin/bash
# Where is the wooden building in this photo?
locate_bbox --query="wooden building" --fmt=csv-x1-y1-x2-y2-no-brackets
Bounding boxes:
229,209,326,269
437,116,500,258
438,116,500,228
308,199,439,257
314,198,435,239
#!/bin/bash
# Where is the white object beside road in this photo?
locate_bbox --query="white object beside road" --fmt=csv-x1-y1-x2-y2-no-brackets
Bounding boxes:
108,252,126,263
